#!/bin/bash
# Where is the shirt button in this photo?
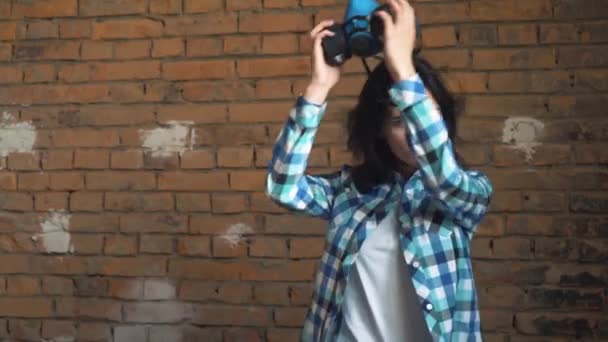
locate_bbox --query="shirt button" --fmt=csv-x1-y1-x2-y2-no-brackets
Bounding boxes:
412,261,420,268
426,303,433,311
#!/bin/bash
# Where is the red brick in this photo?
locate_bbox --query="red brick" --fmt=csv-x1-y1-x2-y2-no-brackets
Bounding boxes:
15,41,80,60
7,276,40,296
472,48,555,69
9,320,41,340
150,0,181,13
239,13,311,33
421,26,457,48
228,102,291,123
7,153,39,170
267,329,300,342
76,322,111,341
274,307,306,327
212,235,248,257
0,172,17,190
162,60,234,80
190,305,272,326
189,214,256,234
71,234,104,254
70,192,103,211
105,192,174,212
289,237,324,258
92,19,163,40
139,235,174,254
41,320,75,340
23,64,55,83
253,283,289,305
0,298,52,317
185,0,223,13
175,193,210,213
179,281,252,304
120,213,187,233
217,147,253,168
177,236,210,256
157,104,226,123
238,57,309,78
21,21,59,39
181,81,255,102
211,193,247,213
470,0,551,20
104,235,137,256
159,172,228,191
80,0,146,16
0,22,16,40
51,129,119,148
85,172,156,190
110,150,144,169
34,192,69,211
498,24,538,45
195,125,268,145
91,61,159,81
49,172,84,190
81,41,113,60
59,20,91,38
113,40,150,59
56,298,121,321
100,256,167,276
230,170,266,191
227,0,261,11
249,237,288,258
421,49,470,69
559,46,608,67
0,67,23,84
74,149,109,169
262,34,298,54
153,38,184,58
254,79,293,99
11,0,77,18
224,36,260,55
18,173,50,191
164,13,237,36
414,2,470,23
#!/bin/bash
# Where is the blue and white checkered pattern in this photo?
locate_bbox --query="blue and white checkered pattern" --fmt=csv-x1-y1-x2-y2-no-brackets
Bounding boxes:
266,73,493,342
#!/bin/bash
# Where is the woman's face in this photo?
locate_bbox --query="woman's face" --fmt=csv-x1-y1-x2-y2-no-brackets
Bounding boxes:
382,106,416,167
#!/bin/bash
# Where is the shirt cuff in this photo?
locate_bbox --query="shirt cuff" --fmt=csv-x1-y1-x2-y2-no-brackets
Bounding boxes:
388,73,428,111
289,95,327,129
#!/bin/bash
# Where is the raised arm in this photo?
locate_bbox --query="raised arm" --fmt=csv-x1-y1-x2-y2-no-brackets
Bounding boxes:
265,19,343,220
390,75,493,234
377,0,492,235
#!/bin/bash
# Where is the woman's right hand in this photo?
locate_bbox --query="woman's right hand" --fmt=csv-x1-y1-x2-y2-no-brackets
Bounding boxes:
304,20,341,105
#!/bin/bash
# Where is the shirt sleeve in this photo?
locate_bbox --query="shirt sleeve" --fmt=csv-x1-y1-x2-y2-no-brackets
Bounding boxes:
265,96,342,220
389,73,493,237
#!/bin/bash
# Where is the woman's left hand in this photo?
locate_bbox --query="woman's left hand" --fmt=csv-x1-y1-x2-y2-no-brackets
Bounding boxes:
375,0,417,82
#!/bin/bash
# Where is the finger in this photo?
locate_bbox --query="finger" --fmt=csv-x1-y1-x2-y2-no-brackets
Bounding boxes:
313,30,336,52
310,19,335,38
386,0,401,19
375,9,394,30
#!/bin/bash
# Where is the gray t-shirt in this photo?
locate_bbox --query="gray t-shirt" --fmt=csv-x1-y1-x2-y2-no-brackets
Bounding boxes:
336,207,434,342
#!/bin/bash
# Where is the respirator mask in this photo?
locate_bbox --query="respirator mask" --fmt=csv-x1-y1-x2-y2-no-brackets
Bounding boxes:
322,0,420,72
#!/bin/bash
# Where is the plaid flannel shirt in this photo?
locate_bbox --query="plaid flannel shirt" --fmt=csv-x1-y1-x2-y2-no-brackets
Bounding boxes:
266,73,493,342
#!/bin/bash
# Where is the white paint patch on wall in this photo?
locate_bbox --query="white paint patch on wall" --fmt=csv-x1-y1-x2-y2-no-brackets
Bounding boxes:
139,121,196,158
502,117,545,161
0,111,37,160
219,223,254,248
33,210,73,254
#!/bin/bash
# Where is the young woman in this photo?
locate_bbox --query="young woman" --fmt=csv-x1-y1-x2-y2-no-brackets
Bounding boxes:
266,0,493,341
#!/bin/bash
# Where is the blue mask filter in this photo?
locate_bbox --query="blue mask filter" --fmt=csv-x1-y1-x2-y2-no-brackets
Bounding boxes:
322,0,420,66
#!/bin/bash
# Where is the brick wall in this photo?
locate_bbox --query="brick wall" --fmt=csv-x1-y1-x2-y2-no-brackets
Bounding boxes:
0,0,606,341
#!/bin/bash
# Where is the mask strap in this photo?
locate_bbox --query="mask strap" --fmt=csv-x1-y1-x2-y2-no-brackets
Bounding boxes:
361,57,372,76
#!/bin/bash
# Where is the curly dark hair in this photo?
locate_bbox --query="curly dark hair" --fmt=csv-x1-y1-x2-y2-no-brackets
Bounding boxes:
347,54,460,193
